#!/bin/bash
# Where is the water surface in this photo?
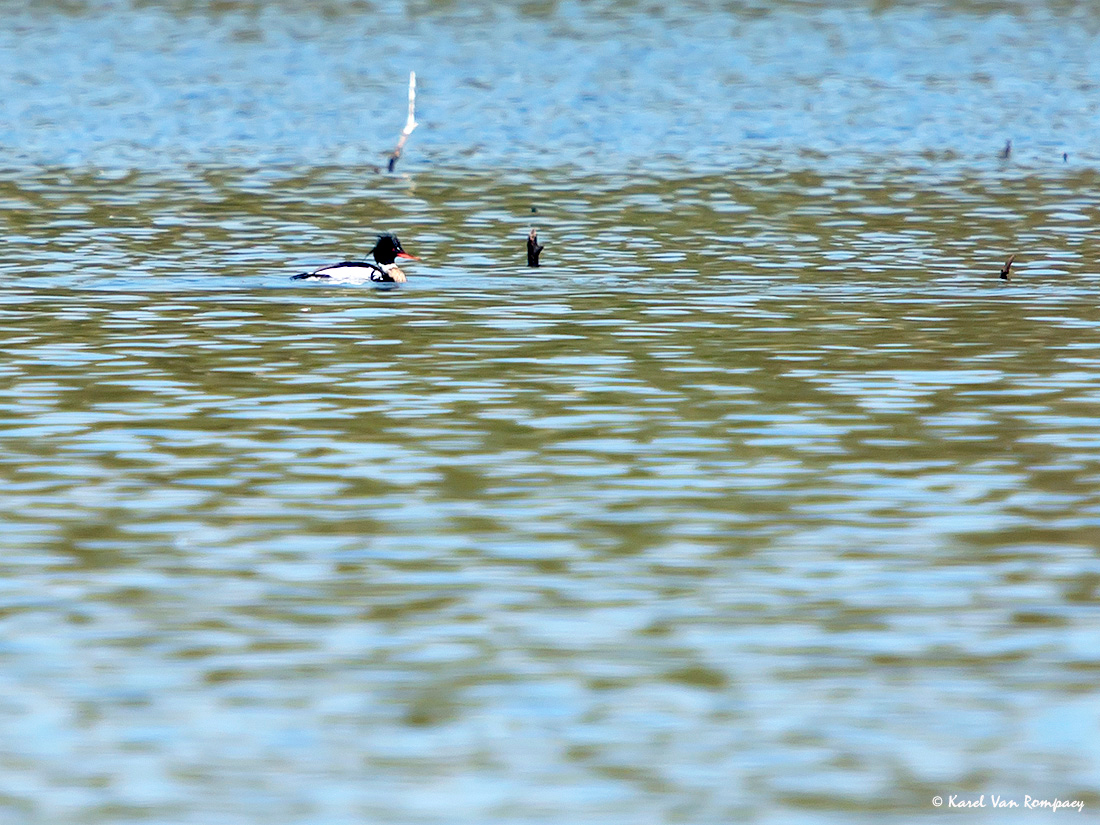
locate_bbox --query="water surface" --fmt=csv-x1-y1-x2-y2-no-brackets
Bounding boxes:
0,2,1099,823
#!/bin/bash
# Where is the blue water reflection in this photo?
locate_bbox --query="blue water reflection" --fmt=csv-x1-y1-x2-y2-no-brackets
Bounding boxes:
0,1,1098,823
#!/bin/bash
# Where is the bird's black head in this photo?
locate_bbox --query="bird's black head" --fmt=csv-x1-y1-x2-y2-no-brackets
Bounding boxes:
370,234,417,265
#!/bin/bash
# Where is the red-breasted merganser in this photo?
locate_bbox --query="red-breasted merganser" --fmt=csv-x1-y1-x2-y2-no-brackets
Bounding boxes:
292,234,419,284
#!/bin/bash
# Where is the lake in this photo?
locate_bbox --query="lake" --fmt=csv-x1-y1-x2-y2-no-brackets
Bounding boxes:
0,1,1098,823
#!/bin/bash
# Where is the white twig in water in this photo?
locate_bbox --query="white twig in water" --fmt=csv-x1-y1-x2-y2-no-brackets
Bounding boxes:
388,71,418,172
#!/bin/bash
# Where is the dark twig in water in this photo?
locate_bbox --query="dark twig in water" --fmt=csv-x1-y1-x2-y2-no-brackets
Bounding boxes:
1000,254,1015,281
527,229,544,267
1000,140,1012,160
387,72,418,173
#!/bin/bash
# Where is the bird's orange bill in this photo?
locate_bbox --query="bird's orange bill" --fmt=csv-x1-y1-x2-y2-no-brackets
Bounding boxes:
397,251,420,260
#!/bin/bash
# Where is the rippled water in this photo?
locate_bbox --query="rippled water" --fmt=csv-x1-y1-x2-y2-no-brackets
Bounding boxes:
4,0,1100,171
2,1,1100,823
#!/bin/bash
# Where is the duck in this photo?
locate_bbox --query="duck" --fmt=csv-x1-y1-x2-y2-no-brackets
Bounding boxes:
292,234,419,284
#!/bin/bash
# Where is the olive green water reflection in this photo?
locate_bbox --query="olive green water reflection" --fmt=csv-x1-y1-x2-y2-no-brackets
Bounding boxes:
1,165,1099,822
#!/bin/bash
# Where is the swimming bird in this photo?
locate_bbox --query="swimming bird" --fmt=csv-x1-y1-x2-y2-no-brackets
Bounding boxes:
1000,254,1015,281
292,234,419,284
